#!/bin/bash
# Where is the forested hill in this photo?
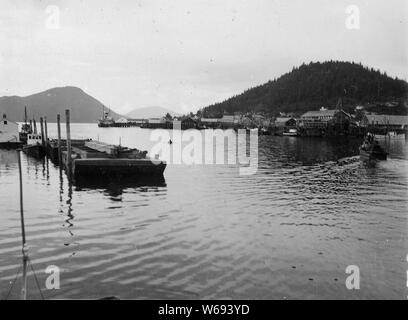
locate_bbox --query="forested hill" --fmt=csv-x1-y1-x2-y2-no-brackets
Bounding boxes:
202,61,408,117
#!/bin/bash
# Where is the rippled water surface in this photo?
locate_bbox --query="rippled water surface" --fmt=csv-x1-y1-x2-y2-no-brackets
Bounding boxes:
1,124,407,299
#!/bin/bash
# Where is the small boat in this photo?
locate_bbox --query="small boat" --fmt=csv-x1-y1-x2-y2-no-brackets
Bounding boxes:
282,128,298,136
19,106,32,143
22,133,46,158
359,134,387,161
19,123,32,144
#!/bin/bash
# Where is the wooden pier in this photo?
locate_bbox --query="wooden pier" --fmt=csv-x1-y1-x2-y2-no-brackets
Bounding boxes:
46,138,91,164
50,110,166,180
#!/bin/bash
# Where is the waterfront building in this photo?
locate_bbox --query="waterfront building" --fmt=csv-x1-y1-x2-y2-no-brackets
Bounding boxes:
274,117,297,128
0,114,20,143
180,117,197,130
361,114,408,131
144,117,171,129
200,118,220,129
300,109,351,128
128,118,148,126
220,115,237,129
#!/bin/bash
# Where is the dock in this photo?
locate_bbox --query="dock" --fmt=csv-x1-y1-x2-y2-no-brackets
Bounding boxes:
59,139,166,179
46,138,91,164
22,110,166,181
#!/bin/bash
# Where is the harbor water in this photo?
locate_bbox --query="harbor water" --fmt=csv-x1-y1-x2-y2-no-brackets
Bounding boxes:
0,124,407,299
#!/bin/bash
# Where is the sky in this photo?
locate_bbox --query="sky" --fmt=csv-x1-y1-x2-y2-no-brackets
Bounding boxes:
0,0,407,115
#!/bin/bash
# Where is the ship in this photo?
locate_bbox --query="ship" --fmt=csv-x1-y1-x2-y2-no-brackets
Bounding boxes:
22,133,46,158
19,107,32,143
98,106,116,127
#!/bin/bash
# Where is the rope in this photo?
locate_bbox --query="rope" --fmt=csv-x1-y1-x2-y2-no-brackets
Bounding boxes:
28,257,45,300
3,264,22,300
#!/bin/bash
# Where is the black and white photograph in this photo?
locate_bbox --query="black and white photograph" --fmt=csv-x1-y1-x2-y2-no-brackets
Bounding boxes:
0,0,407,307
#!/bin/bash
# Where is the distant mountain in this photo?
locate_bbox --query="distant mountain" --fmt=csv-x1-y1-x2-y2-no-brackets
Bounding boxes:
0,86,122,123
202,61,408,116
125,106,179,119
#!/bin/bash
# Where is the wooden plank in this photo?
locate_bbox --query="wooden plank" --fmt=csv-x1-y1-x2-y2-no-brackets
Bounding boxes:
85,141,118,155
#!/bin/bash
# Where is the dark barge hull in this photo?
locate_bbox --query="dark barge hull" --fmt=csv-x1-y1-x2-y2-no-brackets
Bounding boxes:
69,158,166,178
22,145,46,158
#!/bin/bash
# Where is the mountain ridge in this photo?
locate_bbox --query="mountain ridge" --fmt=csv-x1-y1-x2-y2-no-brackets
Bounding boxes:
125,106,179,119
0,86,122,123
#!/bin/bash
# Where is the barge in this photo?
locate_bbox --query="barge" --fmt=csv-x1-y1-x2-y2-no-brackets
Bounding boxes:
46,138,91,164
61,140,166,179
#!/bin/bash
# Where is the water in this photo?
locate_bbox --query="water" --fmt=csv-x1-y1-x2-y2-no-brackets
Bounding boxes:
1,124,407,300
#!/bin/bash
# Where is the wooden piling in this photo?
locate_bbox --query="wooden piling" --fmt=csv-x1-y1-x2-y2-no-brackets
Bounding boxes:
17,151,26,248
21,255,28,300
65,110,72,175
33,119,37,134
40,117,45,146
44,116,48,145
17,150,28,300
24,106,27,125
57,114,62,165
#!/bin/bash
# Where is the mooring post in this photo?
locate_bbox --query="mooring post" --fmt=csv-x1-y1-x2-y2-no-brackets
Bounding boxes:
40,117,45,146
57,114,62,165
44,116,48,145
21,254,28,300
17,150,28,300
65,109,72,176
17,151,26,249
24,106,27,125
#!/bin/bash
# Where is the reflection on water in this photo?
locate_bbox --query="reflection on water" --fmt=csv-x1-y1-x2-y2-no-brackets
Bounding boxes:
74,175,167,198
0,126,407,299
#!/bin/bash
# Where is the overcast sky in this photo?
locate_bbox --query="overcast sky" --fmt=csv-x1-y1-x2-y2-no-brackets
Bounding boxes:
0,0,407,114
